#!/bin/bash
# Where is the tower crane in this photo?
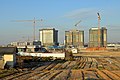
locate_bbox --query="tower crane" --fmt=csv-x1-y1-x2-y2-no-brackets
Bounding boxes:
75,20,82,27
12,18,43,41
97,13,101,47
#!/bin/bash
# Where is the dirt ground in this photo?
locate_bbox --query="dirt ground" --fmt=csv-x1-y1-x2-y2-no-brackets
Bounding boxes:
74,51,120,57
1,51,120,80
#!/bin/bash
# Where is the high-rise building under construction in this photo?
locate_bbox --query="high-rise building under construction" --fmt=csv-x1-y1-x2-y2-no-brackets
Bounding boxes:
89,27,107,47
39,28,58,47
65,30,84,48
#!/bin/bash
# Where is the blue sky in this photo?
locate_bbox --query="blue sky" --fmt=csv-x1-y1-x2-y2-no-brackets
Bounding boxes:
0,0,120,45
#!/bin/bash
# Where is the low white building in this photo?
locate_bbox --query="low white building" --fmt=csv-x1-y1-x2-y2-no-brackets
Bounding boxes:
0,47,17,69
11,41,42,53
107,43,120,48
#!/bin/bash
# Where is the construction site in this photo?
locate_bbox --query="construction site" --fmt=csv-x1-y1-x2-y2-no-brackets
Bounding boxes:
1,0,120,79
0,51,120,80
0,12,120,80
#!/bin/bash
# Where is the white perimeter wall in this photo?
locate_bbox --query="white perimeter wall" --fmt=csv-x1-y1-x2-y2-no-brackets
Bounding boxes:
17,52,65,58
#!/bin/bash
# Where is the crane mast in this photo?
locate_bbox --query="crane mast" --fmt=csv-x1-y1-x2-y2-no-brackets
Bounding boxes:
97,13,101,47
33,18,35,41
13,18,42,41
75,20,82,27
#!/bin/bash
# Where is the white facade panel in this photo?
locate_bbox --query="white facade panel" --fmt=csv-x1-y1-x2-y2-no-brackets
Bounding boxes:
43,30,53,43
81,34,83,42
40,31,43,43
104,33,106,41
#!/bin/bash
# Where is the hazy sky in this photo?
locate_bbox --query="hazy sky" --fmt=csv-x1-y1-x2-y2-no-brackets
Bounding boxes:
0,0,120,45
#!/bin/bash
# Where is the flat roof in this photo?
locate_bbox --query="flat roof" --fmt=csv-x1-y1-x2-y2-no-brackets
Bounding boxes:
0,47,17,54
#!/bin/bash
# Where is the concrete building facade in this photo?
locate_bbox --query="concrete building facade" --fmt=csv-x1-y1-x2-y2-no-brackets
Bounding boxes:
89,27,107,47
65,30,84,48
39,28,58,47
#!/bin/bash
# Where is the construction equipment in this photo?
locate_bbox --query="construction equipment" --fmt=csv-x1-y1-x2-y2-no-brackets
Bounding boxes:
75,20,82,27
12,18,43,41
97,13,101,47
